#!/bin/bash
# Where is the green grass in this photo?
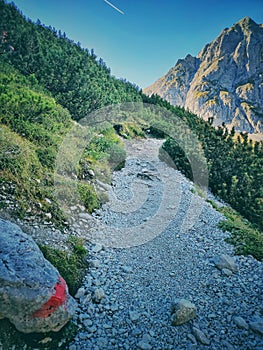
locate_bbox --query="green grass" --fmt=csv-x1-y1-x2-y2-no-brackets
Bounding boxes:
0,64,74,226
218,206,263,261
78,182,100,213
39,236,88,295
81,126,127,182
205,201,263,261
0,64,129,225
206,199,219,210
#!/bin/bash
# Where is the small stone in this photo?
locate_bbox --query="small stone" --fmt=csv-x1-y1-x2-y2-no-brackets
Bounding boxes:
110,304,119,312
149,330,155,337
171,299,197,326
93,288,105,303
69,345,77,350
89,259,100,268
88,169,95,177
79,212,92,220
227,315,232,323
83,319,93,328
221,340,235,350
39,337,52,344
213,254,237,273
222,268,233,276
192,327,210,345
233,316,249,330
87,325,97,333
92,243,103,253
137,340,152,350
118,328,126,334
133,327,142,336
103,323,112,329
45,213,52,219
96,337,108,348
75,287,85,299
70,206,78,211
78,204,86,211
129,310,140,322
142,334,152,343
250,319,263,335
187,333,197,344
122,265,133,273
78,332,88,340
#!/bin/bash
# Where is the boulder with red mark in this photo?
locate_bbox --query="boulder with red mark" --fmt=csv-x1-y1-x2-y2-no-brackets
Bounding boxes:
0,218,76,333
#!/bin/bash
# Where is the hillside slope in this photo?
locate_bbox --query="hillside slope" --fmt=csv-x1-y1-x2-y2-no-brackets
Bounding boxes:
144,17,263,137
0,62,73,223
0,0,142,121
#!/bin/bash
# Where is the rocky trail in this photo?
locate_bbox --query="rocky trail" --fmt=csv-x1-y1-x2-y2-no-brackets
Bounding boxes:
0,137,262,349
67,138,262,349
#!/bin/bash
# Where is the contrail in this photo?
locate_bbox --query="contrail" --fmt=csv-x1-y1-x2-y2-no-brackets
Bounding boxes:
104,0,124,15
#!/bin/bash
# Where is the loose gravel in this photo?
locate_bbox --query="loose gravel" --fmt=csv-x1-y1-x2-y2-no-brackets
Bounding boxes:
69,138,263,350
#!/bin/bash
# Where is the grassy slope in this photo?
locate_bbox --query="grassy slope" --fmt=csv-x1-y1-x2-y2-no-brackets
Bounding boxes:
0,63,73,223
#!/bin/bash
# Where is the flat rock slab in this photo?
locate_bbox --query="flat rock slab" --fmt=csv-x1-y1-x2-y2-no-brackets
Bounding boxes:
0,218,76,333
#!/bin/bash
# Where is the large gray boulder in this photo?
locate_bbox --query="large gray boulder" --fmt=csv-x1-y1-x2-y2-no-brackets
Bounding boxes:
0,218,76,333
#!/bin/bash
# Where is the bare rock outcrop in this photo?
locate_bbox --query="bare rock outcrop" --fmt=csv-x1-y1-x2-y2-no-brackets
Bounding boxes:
0,218,76,333
144,17,263,136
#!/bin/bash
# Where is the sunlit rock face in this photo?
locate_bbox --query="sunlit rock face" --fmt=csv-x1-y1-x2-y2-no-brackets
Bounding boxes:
144,17,263,135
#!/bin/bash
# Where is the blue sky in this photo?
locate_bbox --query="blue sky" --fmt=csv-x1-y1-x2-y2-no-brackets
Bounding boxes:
9,0,263,89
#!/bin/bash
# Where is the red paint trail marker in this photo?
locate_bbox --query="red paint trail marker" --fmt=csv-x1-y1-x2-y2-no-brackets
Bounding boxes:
32,277,67,318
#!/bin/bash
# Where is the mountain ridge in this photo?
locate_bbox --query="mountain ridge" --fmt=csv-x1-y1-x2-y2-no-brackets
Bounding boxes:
144,17,263,137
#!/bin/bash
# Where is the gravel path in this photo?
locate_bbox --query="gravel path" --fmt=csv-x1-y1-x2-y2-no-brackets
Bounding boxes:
69,138,263,350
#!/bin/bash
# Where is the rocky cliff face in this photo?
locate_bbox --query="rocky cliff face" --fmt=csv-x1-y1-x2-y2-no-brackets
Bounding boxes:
144,17,263,136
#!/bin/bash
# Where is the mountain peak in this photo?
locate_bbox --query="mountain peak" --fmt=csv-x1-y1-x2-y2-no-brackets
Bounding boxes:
236,16,258,30
144,17,263,136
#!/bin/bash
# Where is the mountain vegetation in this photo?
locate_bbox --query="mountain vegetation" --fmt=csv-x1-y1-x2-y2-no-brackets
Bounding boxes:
0,0,262,262
0,0,142,121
